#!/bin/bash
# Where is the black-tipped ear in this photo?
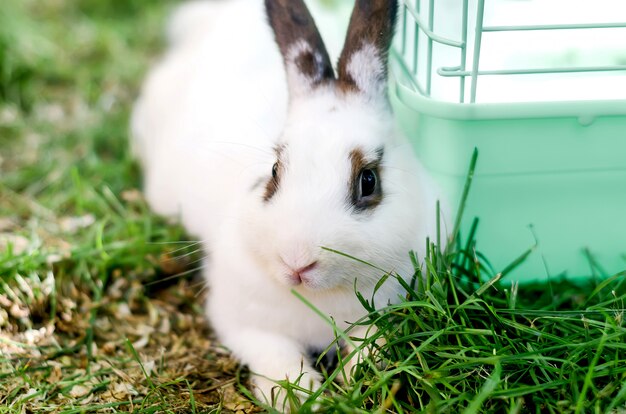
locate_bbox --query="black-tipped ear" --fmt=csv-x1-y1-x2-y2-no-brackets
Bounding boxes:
337,0,398,98
265,0,335,97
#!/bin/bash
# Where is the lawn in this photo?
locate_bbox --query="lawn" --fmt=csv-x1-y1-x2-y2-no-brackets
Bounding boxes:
1,0,254,412
1,0,626,413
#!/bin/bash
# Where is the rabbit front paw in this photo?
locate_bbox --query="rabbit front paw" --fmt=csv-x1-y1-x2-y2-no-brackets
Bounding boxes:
251,368,321,413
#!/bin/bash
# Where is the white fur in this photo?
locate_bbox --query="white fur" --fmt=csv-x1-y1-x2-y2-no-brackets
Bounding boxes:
132,0,442,410
346,43,386,99
166,0,225,46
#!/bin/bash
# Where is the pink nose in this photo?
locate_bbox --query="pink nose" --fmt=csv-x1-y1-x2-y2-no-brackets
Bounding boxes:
288,261,319,285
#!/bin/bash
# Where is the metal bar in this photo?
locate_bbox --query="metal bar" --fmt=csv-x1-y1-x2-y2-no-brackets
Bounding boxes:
401,5,407,55
401,0,464,48
459,0,469,103
483,22,626,32
412,0,419,76
438,65,626,77
391,48,428,96
396,0,626,103
470,0,486,103
426,0,434,95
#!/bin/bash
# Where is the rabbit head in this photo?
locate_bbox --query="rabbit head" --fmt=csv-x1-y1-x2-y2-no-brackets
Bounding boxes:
241,0,434,294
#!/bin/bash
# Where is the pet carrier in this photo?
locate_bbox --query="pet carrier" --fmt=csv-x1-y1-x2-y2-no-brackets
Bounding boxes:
389,0,626,281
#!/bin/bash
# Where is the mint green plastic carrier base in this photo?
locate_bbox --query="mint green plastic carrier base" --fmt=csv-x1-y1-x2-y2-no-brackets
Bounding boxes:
385,0,626,282
390,57,626,281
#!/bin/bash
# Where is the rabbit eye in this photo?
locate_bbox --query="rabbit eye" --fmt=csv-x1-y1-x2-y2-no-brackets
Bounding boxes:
264,162,281,202
353,166,382,211
264,145,286,203
349,147,383,212
360,169,377,198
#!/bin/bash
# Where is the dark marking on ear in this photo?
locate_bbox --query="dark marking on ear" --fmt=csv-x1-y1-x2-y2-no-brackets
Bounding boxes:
294,49,335,84
349,147,384,212
337,0,398,95
265,0,335,94
263,144,286,202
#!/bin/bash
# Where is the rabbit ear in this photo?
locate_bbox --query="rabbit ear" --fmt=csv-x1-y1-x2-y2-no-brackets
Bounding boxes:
337,0,398,99
265,0,335,97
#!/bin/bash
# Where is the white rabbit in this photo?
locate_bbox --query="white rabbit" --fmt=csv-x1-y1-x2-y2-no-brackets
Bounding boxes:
132,0,440,409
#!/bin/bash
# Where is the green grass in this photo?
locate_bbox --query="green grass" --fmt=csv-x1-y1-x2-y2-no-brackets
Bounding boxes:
0,0,253,412
317,247,626,413
273,154,626,414
1,0,626,413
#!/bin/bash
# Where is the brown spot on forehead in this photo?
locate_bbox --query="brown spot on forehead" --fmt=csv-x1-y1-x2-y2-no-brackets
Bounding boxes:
349,147,384,177
349,148,366,180
349,147,384,212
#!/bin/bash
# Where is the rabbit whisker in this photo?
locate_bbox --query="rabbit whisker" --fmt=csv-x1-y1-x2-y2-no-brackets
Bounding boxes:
144,263,208,287
184,253,210,268
160,247,205,262
193,280,212,298
146,240,202,246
